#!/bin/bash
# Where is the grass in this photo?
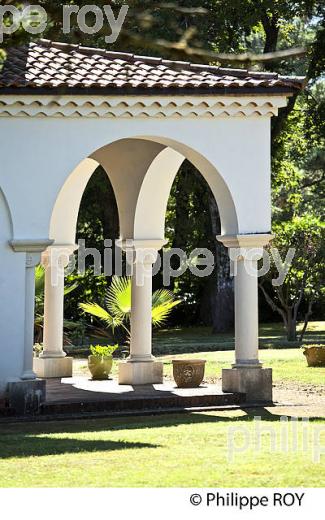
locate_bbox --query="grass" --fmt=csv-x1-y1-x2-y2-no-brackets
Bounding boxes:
155,321,325,385
162,348,325,386
0,410,324,487
74,347,325,386
71,321,325,385
152,320,325,355
67,321,325,357
1,321,323,488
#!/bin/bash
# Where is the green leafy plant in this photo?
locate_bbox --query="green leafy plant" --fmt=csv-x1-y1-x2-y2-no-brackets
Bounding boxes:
89,344,118,357
33,343,43,358
260,215,324,342
79,276,181,341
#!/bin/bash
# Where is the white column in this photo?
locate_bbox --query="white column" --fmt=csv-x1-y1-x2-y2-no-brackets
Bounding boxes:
22,252,42,380
118,239,166,385
232,248,262,367
217,234,274,402
129,254,156,362
10,239,53,381
34,245,76,378
41,247,72,358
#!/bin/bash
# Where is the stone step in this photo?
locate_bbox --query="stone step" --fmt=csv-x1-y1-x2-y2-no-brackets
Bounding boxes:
41,391,245,416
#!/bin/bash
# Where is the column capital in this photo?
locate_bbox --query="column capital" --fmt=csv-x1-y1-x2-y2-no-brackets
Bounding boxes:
47,243,78,251
216,233,274,249
41,243,78,269
117,238,167,265
116,238,167,252
10,239,54,268
26,252,42,268
10,238,54,253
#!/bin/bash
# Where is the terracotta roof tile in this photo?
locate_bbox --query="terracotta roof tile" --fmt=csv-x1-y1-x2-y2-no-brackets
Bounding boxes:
0,39,306,93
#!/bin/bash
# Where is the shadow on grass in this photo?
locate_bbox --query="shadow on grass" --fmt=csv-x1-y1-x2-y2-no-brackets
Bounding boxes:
0,438,159,459
1,408,323,440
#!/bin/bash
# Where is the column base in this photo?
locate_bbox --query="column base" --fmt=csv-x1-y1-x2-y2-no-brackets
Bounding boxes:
222,367,272,403
33,356,73,378
118,361,163,385
21,370,37,381
7,379,46,415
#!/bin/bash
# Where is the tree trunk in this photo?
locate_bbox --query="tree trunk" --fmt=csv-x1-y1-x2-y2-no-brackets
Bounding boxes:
170,166,193,285
261,11,279,72
300,300,314,342
205,192,234,332
262,16,279,54
287,310,298,342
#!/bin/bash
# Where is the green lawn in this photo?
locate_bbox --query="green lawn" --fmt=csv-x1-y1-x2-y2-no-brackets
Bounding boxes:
74,321,325,386
1,321,324,488
74,347,325,385
162,348,325,385
157,321,325,385
152,320,325,354
0,410,324,487
69,321,325,357
75,346,325,386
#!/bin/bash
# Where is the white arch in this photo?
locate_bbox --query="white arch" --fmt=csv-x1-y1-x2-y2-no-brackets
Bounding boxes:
50,139,165,244
49,135,239,245
50,158,99,244
92,139,164,239
133,135,239,236
0,186,14,238
134,147,185,239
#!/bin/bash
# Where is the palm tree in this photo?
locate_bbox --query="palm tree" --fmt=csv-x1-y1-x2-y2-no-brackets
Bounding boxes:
79,276,181,342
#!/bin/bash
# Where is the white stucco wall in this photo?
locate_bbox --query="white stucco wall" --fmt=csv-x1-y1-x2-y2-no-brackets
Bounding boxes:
0,93,288,393
0,189,25,393
1,112,272,238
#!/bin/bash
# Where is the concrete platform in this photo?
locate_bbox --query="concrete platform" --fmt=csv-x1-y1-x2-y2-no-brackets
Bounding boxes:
118,360,163,385
222,367,272,402
33,356,73,378
42,377,245,416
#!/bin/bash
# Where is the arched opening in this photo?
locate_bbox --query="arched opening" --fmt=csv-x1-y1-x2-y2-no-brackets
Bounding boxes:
43,134,239,382
156,160,234,333
49,158,100,245
132,135,238,237
64,165,120,334
50,136,238,244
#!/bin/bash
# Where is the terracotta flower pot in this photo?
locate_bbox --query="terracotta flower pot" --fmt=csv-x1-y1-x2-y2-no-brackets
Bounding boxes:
303,347,325,367
172,359,206,388
88,355,113,380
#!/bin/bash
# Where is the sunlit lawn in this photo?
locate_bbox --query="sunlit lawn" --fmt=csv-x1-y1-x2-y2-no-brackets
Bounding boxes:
157,321,325,385
75,321,325,386
1,321,324,488
75,347,324,385
0,410,325,487
161,348,325,385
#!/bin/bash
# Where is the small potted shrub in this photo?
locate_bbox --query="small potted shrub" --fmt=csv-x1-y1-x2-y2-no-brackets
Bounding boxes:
33,343,43,358
88,344,118,380
303,345,325,367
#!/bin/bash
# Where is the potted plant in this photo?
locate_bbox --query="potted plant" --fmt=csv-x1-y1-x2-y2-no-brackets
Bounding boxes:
33,343,43,358
303,345,325,367
88,344,118,380
172,359,206,388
